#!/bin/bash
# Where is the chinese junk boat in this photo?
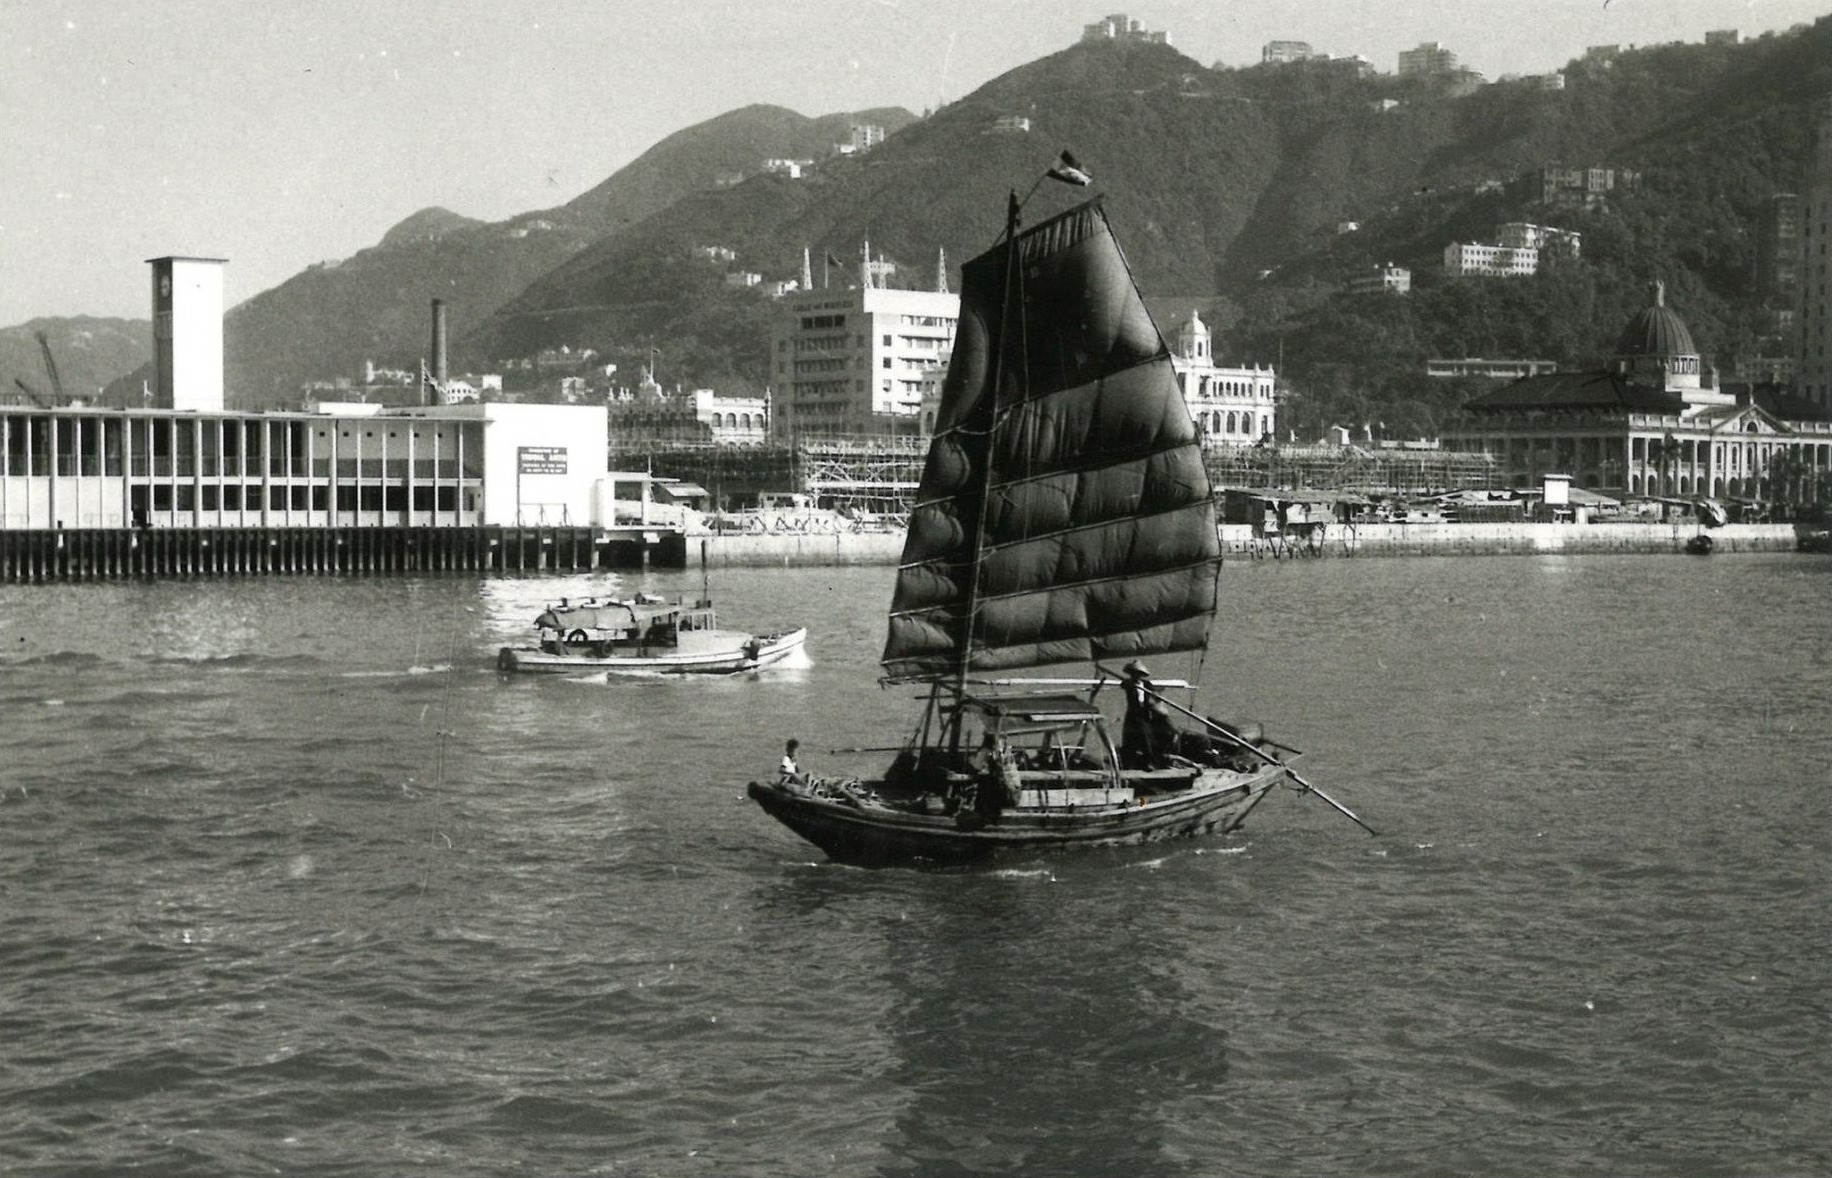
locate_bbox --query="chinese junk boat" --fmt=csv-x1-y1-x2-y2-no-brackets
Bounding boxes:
748,185,1369,865
497,594,805,675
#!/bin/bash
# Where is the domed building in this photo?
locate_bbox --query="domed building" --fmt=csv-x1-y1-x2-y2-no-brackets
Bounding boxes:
1165,310,1278,446
1445,283,1832,501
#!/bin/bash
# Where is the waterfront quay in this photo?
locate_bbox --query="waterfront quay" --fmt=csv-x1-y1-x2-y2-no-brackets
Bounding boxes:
1,523,686,583
687,519,1808,568
7,519,1812,582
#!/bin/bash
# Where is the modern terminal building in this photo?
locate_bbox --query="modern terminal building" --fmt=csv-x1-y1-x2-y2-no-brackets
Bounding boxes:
2,258,669,577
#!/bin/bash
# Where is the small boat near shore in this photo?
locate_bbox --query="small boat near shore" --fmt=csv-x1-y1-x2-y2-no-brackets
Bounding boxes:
497,595,805,675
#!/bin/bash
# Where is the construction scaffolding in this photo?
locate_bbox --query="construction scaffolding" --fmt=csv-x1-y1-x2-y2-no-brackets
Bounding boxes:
625,441,799,508
797,435,928,518
1203,443,1499,495
619,436,1499,513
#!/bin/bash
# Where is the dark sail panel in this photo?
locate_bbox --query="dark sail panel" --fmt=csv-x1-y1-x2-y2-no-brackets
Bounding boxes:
882,200,1220,679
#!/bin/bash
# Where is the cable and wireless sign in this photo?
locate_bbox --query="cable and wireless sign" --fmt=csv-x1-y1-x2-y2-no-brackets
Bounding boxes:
517,446,568,475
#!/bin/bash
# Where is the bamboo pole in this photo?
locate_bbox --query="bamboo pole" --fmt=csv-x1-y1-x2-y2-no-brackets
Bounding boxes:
1095,664,1377,836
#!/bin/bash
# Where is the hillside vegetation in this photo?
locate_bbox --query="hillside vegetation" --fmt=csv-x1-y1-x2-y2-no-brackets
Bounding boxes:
472,19,1829,425
1,319,151,405
79,104,914,407
16,17,1828,426
1239,22,1831,434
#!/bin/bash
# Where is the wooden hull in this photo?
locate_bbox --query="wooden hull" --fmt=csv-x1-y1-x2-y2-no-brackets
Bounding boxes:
497,627,806,675
747,763,1286,867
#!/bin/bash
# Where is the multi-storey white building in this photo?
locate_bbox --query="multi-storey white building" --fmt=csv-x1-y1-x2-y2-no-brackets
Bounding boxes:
1539,165,1639,210
1444,242,1539,278
1166,311,1277,446
1398,41,1459,76
1346,263,1411,296
1081,13,1169,44
1261,40,1313,63
1497,222,1581,259
771,276,959,438
690,389,770,446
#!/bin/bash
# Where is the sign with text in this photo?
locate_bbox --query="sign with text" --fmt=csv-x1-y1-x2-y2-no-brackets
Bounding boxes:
518,446,568,476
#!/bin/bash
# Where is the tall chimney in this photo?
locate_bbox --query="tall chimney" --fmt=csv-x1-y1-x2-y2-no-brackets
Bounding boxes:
429,298,449,405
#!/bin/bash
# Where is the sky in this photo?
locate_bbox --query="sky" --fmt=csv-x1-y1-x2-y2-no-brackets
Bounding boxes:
1,0,1823,325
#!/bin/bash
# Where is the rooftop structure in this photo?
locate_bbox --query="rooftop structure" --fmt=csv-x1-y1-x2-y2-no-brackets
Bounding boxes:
1444,242,1539,279
1426,358,1558,380
1081,13,1168,45
1345,264,1411,297
1497,222,1581,258
1261,40,1313,63
1398,41,1458,76
1539,165,1640,210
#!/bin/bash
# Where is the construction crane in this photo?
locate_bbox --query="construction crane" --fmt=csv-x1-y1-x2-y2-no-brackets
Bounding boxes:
34,331,65,402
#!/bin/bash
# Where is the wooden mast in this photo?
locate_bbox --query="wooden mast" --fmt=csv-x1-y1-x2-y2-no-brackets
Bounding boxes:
955,190,1022,695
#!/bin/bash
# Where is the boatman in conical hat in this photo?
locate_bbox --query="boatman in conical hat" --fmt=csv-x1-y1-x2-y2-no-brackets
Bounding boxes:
1121,661,1157,768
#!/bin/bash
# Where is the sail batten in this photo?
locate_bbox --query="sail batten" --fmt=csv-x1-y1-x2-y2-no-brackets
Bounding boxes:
880,198,1221,681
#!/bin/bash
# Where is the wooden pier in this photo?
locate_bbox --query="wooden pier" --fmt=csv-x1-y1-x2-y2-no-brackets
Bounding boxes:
0,525,688,583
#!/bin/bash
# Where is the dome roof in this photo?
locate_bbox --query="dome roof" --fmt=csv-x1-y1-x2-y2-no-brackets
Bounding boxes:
1614,281,1697,359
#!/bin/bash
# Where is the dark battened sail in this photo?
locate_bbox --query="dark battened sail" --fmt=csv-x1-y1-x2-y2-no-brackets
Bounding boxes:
881,200,1220,680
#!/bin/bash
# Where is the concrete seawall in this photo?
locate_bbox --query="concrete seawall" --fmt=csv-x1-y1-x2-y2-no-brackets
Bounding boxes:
1223,521,1802,558
695,531,908,568
9,521,1803,581
697,522,1806,567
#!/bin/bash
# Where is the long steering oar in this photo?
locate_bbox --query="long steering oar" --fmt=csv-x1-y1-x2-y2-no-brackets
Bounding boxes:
1096,665,1378,836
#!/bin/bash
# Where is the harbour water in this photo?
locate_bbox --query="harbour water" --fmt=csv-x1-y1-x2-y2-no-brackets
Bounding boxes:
2,554,1828,1176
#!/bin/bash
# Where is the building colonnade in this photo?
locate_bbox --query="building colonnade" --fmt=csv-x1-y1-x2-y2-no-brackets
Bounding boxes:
1456,415,1832,498
0,407,486,531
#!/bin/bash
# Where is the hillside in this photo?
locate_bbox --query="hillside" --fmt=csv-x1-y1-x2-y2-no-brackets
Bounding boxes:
1233,21,1831,436
134,104,916,408
17,20,1825,420
471,19,1829,409
380,207,484,247
554,104,918,235
1,318,151,405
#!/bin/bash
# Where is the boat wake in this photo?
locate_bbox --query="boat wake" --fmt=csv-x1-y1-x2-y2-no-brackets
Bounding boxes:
338,665,454,679
770,645,815,671
990,867,1058,881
